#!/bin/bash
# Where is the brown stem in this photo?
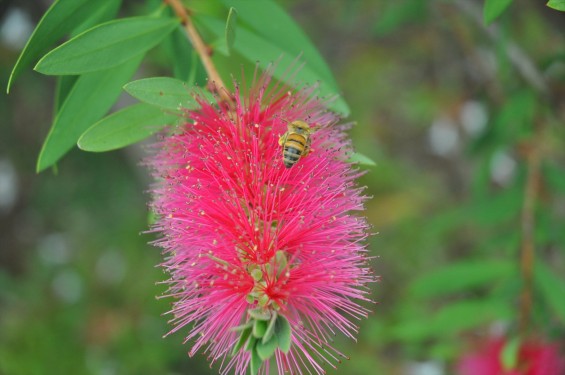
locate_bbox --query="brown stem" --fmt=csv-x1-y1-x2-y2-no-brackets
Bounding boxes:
165,0,233,105
518,139,541,337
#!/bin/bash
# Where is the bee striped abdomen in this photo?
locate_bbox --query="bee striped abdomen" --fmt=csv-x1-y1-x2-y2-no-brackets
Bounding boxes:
283,134,307,168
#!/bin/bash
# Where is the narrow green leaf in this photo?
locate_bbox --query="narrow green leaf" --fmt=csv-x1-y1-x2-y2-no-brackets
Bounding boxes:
188,52,200,87
409,260,515,299
501,337,520,371
163,26,194,81
250,346,262,375
124,77,197,111
467,187,523,226
547,0,565,11
225,7,238,55
275,315,291,353
256,334,278,361
252,319,267,338
262,311,277,344
484,0,514,24
37,55,143,172
219,0,343,112
54,75,78,114
78,103,177,152
198,15,349,116
71,0,122,37
53,0,121,113
35,16,179,75
348,152,377,167
391,316,435,342
231,321,254,332
147,210,159,226
7,0,116,92
431,300,512,337
244,336,256,352
231,326,252,356
534,261,565,324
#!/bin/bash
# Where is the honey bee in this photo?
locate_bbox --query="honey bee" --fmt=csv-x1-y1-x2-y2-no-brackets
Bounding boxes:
278,120,315,168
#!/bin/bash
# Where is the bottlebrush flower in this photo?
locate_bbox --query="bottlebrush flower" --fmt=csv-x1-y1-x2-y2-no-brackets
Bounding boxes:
149,71,374,375
457,336,565,375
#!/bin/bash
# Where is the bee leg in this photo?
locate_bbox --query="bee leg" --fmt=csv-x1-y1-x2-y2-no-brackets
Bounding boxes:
303,137,312,156
278,133,288,146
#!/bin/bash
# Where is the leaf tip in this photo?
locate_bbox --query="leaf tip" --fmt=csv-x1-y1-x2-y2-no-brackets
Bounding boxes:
33,58,46,74
76,135,88,151
35,157,47,174
35,141,49,173
6,75,14,94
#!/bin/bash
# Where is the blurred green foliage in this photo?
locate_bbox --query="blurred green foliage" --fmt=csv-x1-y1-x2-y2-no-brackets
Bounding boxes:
1,1,565,375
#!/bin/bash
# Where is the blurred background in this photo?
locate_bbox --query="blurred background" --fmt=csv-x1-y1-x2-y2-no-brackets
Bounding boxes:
1,0,565,374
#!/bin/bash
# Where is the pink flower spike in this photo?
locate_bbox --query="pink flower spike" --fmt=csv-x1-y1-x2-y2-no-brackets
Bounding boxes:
149,68,375,375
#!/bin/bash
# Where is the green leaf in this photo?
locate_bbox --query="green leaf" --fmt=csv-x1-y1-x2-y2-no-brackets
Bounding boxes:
78,103,177,152
54,75,78,114
432,300,512,337
198,12,349,116
392,298,510,343
275,315,291,353
484,0,514,24
409,260,515,299
262,312,277,344
7,0,116,92
434,186,522,232
534,260,565,324
225,7,238,55
35,16,179,75
348,152,377,166
231,321,254,332
252,319,267,338
231,326,252,356
147,210,158,226
219,0,340,99
256,334,278,361
390,316,436,342
37,55,143,172
163,26,194,81
244,336,256,352
547,0,565,11
124,77,198,111
249,346,262,375
501,337,520,371
70,0,122,37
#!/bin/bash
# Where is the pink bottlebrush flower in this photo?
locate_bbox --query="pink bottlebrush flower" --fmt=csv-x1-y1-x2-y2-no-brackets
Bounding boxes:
149,70,374,375
457,337,565,375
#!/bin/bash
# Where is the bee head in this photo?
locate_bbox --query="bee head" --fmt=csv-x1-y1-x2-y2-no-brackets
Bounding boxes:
289,120,311,134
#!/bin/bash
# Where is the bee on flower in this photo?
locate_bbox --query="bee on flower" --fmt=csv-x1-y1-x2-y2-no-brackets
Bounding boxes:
278,120,317,168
